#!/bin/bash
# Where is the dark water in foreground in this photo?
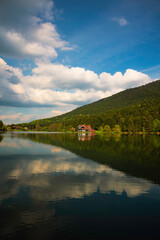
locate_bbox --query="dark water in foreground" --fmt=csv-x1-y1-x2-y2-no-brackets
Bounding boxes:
0,132,160,240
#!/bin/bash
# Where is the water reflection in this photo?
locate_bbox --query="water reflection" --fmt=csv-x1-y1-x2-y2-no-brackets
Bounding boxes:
0,133,160,239
0,135,3,143
0,156,152,202
0,134,155,204
14,132,160,184
78,132,95,141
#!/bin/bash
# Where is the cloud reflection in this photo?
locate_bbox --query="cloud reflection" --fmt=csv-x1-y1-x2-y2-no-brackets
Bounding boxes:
0,155,152,204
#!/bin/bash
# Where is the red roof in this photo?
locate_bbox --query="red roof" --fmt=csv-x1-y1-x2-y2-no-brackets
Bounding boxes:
79,125,91,130
78,125,95,131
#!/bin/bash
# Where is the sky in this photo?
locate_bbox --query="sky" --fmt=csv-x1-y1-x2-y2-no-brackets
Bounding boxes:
0,0,160,124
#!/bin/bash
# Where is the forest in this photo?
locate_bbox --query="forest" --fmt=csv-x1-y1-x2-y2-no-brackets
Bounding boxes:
0,120,6,133
7,79,160,133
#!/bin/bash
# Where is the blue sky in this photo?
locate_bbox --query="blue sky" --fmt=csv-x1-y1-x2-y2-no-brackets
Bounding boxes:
0,0,160,124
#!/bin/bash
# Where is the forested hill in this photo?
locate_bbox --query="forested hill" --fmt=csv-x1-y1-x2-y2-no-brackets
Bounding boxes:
13,79,160,132
58,79,160,116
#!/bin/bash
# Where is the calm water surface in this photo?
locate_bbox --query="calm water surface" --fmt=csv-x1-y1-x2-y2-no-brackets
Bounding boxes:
0,132,160,240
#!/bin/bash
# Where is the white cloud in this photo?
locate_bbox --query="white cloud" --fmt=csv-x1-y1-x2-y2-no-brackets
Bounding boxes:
52,110,62,115
99,69,150,89
112,17,128,26
18,87,108,105
29,62,98,89
0,112,37,123
9,83,25,95
0,58,151,112
0,113,23,121
27,62,150,91
0,110,64,124
0,0,73,60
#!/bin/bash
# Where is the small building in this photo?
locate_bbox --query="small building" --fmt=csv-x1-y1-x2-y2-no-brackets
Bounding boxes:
78,125,95,132
11,125,21,130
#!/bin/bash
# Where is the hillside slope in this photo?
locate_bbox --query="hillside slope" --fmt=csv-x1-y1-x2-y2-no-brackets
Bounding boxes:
16,79,160,132
57,79,160,117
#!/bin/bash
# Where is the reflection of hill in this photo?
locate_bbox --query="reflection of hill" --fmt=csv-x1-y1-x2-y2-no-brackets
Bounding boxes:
0,135,3,143
0,155,152,203
19,133,160,184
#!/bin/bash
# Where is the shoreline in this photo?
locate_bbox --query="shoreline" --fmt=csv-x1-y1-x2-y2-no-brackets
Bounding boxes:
2,130,160,135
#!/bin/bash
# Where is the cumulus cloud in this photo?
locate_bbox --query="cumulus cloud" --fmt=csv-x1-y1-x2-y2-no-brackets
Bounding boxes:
0,57,26,107
29,62,98,89
52,110,62,115
27,61,150,91
0,113,23,121
0,0,72,60
0,112,39,124
0,110,64,124
112,17,128,26
98,69,150,89
0,58,151,112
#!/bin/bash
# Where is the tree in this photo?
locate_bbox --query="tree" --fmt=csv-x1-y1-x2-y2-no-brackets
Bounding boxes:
70,127,76,132
112,124,121,133
127,117,134,132
35,125,41,131
103,125,112,134
99,126,104,132
0,120,6,132
153,119,160,132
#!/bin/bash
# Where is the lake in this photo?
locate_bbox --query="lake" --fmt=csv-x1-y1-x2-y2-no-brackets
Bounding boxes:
0,132,160,240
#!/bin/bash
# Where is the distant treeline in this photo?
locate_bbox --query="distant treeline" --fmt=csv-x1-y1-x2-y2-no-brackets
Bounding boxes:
0,120,7,133
8,79,160,133
8,101,160,133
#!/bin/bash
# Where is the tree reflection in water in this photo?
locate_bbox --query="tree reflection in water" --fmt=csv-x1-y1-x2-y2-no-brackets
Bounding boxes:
0,133,160,240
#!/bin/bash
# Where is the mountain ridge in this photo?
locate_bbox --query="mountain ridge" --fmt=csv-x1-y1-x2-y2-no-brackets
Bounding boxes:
11,79,160,132
55,79,160,117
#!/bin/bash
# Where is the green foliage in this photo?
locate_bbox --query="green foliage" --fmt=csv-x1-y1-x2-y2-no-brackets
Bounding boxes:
35,125,41,131
99,126,104,132
112,124,121,133
142,127,146,134
0,120,6,132
9,79,160,133
153,119,160,132
103,125,112,133
70,127,76,132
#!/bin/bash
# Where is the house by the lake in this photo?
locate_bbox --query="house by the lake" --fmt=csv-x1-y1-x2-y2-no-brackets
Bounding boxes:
78,125,95,132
